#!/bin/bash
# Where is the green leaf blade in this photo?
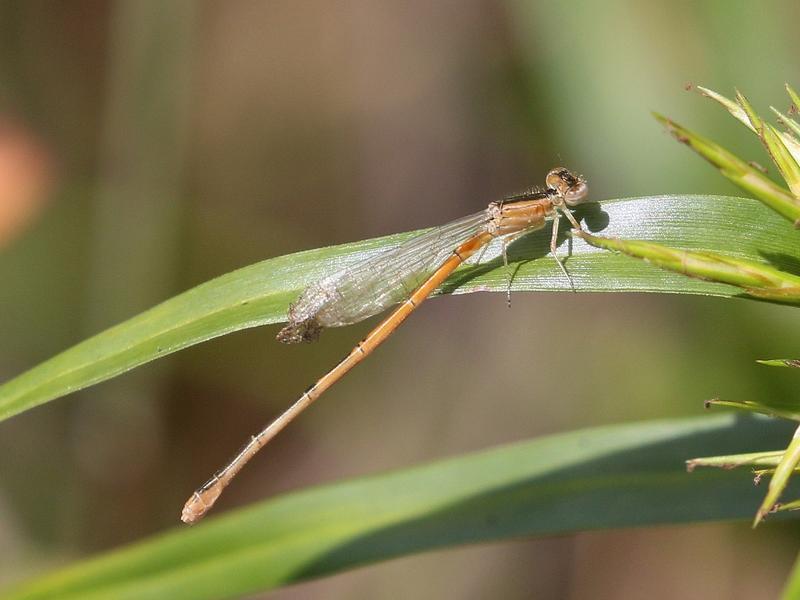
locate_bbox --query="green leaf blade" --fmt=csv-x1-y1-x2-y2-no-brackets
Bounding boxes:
780,552,800,600
786,84,800,110
1,195,798,423
574,232,800,302
5,414,797,600
755,427,800,526
696,86,755,132
686,450,786,471
757,359,800,368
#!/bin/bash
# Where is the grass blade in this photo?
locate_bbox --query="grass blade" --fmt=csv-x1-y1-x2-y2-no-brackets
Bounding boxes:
770,107,800,143
1,194,798,423
653,113,800,225
736,91,800,199
780,552,800,600
697,86,752,129
574,231,800,303
705,398,800,422
697,86,800,179
686,450,786,471
4,414,796,600
786,84,800,114
754,426,800,526
757,359,800,368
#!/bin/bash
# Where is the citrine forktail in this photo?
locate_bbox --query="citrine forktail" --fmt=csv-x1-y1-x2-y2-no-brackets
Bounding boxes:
182,167,589,523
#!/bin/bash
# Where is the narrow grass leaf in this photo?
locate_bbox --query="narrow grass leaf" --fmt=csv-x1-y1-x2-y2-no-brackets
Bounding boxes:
735,89,764,131
686,450,786,471
698,86,800,165
770,107,800,147
705,398,800,422
1,194,797,424
754,426,800,526
764,123,800,198
775,499,800,513
757,359,800,368
697,86,752,129
3,414,797,600
780,552,800,600
787,84,800,114
736,91,800,199
574,230,800,302
652,113,800,225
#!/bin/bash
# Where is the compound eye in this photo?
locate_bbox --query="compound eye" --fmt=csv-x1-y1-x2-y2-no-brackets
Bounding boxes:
564,181,589,206
545,168,569,192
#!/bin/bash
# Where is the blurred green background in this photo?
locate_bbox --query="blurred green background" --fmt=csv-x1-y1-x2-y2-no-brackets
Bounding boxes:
1,1,799,598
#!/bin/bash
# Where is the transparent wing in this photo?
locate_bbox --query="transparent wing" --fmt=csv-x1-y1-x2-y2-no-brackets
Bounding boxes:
290,210,489,330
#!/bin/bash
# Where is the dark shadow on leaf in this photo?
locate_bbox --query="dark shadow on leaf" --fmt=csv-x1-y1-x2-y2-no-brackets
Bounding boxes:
575,202,610,232
760,251,800,278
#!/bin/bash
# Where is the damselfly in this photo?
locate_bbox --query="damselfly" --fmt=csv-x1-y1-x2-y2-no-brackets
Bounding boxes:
182,167,589,523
